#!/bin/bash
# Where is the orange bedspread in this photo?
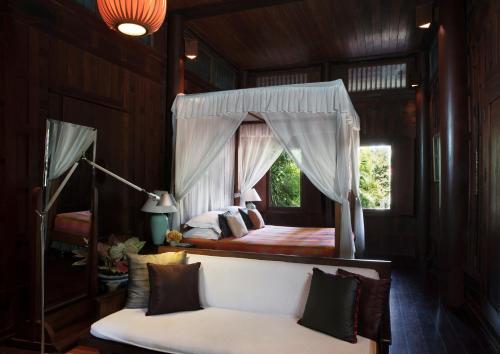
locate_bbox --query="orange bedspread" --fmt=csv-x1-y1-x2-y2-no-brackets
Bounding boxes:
183,225,335,257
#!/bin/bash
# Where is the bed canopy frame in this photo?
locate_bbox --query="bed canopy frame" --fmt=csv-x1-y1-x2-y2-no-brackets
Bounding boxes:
171,80,365,259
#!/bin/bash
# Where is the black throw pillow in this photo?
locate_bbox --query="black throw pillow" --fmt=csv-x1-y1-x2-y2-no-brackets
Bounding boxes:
146,262,202,316
298,268,361,343
337,268,390,341
218,211,232,237
238,208,254,229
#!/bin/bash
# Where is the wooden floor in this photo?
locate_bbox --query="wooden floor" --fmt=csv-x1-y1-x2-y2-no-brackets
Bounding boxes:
390,267,492,354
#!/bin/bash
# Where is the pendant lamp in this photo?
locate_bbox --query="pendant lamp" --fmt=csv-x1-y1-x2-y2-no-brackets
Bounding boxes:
97,0,167,36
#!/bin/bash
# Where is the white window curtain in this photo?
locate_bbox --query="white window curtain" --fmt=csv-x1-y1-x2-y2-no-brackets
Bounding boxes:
179,136,235,223
47,119,96,181
173,113,247,228
237,124,283,206
260,112,355,258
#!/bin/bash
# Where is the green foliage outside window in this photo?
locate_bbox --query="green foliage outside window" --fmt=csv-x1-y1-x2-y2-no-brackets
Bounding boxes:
269,152,301,208
359,146,391,209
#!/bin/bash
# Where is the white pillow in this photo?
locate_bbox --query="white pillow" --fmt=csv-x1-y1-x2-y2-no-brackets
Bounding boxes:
183,227,220,240
185,211,223,233
226,213,249,238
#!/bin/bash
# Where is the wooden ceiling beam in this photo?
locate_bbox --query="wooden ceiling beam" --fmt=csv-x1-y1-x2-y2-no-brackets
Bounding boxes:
174,0,304,20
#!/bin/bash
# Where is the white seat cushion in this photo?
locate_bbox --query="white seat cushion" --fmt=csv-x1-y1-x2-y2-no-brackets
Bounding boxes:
91,307,377,354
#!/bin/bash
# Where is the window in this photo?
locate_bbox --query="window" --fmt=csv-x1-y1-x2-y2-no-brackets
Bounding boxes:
359,145,392,209
348,63,407,92
269,151,301,207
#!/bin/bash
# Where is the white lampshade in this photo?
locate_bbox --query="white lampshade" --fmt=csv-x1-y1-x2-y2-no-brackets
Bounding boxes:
141,190,177,213
242,188,261,202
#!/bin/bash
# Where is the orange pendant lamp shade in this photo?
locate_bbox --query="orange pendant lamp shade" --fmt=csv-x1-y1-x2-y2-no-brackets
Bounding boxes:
97,0,167,36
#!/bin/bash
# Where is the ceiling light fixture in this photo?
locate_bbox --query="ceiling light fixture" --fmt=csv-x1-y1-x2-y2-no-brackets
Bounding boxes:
416,2,433,29
97,0,167,36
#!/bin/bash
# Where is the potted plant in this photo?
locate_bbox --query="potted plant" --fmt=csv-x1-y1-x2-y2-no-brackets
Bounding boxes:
73,234,145,293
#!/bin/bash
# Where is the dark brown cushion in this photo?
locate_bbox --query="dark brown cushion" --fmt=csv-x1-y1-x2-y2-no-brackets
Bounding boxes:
238,208,254,229
146,262,202,316
337,268,391,340
218,211,232,237
298,268,361,343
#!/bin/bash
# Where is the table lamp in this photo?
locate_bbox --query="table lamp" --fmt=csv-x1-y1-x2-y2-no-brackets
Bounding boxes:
141,190,177,245
243,188,261,209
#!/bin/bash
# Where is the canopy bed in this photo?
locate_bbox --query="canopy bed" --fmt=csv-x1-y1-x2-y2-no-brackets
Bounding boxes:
171,80,365,259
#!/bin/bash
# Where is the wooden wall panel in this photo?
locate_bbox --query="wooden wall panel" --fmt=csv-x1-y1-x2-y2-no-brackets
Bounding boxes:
461,0,500,347
0,0,167,340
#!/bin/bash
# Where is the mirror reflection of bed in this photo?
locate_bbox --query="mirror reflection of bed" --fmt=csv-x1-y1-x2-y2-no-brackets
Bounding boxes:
45,163,92,309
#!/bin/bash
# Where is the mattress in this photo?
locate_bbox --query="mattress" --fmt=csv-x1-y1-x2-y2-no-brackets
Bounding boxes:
184,225,335,257
91,307,377,354
53,210,92,236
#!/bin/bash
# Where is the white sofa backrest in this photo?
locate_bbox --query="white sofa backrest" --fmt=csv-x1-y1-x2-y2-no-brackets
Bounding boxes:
186,254,380,318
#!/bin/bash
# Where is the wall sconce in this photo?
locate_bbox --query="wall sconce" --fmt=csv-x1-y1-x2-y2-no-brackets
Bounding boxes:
416,2,433,29
185,37,198,60
409,70,420,88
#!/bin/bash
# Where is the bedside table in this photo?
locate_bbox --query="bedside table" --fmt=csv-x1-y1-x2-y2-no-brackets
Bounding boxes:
96,287,127,319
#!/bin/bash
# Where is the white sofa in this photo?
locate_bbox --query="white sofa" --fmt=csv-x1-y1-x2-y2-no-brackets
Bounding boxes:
90,251,390,354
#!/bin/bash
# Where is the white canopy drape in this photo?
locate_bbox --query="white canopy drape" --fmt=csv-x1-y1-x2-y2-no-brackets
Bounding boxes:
237,124,283,206
173,113,246,229
179,136,235,224
172,80,364,258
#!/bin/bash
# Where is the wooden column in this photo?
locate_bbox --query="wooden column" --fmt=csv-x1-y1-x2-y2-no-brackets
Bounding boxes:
415,52,430,269
438,0,468,307
166,13,185,190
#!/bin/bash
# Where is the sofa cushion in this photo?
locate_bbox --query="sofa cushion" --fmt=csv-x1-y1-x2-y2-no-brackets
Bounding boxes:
185,254,380,317
126,251,186,308
298,268,361,343
91,307,377,354
146,262,202,316
337,268,391,340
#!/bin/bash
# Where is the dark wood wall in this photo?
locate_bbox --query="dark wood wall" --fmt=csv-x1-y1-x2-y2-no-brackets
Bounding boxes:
462,0,500,346
0,0,167,339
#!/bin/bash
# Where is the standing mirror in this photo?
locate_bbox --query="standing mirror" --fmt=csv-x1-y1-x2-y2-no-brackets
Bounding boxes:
34,120,98,353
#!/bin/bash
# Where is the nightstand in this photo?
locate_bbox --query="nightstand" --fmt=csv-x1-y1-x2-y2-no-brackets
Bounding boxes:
96,287,127,319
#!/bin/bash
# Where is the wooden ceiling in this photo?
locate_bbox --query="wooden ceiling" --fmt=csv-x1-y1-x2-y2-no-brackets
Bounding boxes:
170,0,424,70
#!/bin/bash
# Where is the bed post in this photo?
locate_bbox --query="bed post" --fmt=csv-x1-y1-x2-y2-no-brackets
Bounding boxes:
234,127,240,206
334,201,341,258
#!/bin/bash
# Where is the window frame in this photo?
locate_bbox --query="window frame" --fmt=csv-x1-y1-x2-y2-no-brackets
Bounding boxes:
358,141,393,215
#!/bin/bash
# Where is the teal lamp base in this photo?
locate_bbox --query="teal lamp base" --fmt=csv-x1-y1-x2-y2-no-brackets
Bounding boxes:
150,214,169,245
246,202,256,209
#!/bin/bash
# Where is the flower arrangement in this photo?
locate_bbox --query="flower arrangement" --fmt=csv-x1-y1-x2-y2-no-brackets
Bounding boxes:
166,230,183,245
72,234,145,275
98,235,145,274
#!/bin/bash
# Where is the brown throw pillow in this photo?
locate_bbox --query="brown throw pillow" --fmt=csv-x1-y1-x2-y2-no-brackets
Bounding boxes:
146,262,202,316
337,268,391,340
247,209,265,229
238,208,254,229
126,251,186,308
